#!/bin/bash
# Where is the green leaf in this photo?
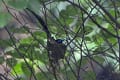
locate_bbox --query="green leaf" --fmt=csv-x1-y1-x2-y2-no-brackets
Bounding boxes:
77,57,88,66
36,72,47,80
82,41,97,53
83,71,96,80
27,0,41,13
19,37,38,46
11,61,24,76
19,37,33,45
33,31,47,39
7,50,21,58
35,49,49,64
14,77,24,80
7,0,29,10
59,5,79,25
36,72,53,80
0,1,3,11
6,58,17,67
94,56,105,64
21,62,34,76
64,70,76,80
0,12,12,28
0,40,13,48
0,56,4,64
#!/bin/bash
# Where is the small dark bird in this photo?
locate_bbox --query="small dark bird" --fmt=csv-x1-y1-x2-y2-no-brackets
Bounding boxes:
26,8,66,63
47,37,66,63
55,39,64,43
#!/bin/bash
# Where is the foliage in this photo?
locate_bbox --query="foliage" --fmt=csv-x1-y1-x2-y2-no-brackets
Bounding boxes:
0,0,120,80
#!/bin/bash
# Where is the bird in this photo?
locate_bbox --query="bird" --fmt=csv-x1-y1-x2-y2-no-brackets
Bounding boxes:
55,39,64,43
47,38,66,63
26,8,66,63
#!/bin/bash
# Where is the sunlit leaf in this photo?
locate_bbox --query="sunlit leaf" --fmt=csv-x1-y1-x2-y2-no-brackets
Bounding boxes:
11,62,24,76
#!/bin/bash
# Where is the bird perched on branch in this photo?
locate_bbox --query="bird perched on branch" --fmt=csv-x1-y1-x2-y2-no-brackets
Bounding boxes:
47,37,66,63
55,39,64,43
26,8,66,63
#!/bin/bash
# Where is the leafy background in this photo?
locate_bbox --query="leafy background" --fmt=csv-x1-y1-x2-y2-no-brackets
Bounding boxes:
0,0,120,80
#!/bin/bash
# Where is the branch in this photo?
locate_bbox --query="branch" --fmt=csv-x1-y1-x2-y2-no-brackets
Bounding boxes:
26,8,51,38
92,0,120,29
66,0,120,39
